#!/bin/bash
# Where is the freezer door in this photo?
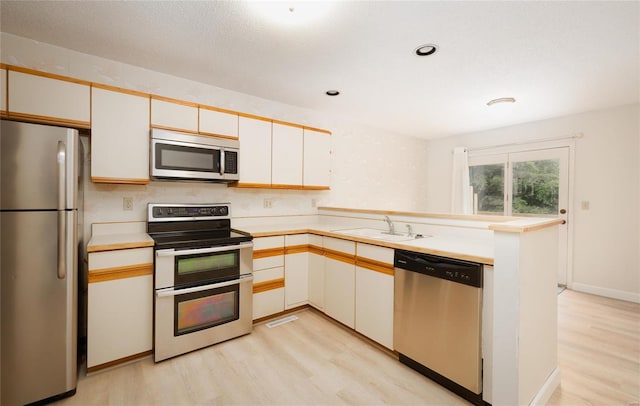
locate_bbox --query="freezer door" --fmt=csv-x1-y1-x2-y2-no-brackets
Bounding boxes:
1,120,79,210
1,210,77,405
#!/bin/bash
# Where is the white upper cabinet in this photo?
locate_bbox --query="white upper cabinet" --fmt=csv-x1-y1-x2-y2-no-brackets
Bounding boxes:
199,106,238,139
8,69,90,127
303,128,331,189
151,97,198,133
272,122,303,187
1,67,7,115
238,115,272,186
91,85,150,184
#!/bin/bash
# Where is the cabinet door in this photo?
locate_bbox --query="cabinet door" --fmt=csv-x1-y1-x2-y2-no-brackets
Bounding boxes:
253,267,285,320
284,234,309,309
151,97,198,133
91,86,150,184
308,251,325,310
8,69,90,127
87,247,153,371
238,116,272,186
303,129,331,189
272,122,303,187
1,67,6,116
199,106,238,139
324,256,355,328
355,266,394,349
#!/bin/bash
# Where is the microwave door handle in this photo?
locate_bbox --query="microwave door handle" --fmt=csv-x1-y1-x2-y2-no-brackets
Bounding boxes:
156,274,253,297
220,148,225,175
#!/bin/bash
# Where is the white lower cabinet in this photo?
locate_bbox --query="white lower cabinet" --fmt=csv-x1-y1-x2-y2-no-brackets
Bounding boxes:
252,236,285,320
284,234,310,309
323,237,356,328
355,266,394,349
354,243,394,349
307,235,325,310
87,247,153,371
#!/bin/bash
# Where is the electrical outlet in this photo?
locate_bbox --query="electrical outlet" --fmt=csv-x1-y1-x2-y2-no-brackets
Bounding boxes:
263,198,272,209
311,198,317,208
123,197,133,211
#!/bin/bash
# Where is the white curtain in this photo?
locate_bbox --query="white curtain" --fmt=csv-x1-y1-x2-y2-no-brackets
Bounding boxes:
451,146,472,214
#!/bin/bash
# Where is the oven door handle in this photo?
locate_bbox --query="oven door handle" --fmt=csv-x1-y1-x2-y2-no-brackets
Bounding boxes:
156,274,253,297
156,242,253,257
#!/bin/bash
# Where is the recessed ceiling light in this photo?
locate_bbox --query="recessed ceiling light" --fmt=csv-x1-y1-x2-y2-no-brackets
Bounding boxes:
326,90,340,96
415,44,438,56
487,97,516,106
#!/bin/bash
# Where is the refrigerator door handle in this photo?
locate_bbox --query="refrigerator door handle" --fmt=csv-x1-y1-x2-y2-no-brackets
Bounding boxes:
57,141,66,279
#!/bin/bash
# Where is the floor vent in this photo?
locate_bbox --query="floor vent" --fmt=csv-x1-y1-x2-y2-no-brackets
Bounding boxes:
266,315,298,328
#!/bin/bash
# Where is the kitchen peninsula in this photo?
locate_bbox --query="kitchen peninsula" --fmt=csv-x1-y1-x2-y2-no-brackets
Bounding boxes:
234,206,563,406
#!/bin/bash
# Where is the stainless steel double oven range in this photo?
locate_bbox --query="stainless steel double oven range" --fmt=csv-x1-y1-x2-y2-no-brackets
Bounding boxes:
147,203,253,362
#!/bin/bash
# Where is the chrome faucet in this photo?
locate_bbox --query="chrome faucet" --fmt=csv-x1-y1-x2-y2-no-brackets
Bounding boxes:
384,215,395,235
406,224,413,237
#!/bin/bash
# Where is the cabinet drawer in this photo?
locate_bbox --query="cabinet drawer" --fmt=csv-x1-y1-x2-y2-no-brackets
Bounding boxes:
253,267,284,284
357,243,394,265
285,234,309,246
88,248,153,283
253,236,285,250
254,255,284,271
324,237,355,255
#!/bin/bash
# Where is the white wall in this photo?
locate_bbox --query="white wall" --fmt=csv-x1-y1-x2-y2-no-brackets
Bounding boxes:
0,33,429,228
425,104,640,301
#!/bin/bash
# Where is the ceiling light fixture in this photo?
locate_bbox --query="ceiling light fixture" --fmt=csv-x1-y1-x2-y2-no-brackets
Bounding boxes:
325,90,340,96
415,44,438,56
486,97,516,106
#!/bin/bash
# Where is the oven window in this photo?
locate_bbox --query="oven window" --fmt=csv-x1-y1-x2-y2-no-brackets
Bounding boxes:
175,250,240,286
175,284,239,335
156,143,219,172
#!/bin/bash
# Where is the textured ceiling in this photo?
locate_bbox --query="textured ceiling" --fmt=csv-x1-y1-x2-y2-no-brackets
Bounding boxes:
1,1,638,139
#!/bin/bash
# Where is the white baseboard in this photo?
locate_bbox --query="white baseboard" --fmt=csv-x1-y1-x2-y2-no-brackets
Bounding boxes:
570,283,640,303
529,367,561,406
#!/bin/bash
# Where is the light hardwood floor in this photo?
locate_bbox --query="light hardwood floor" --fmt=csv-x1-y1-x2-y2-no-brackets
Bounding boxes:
57,290,639,405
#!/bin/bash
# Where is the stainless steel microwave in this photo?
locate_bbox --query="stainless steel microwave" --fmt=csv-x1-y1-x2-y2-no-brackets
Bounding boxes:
150,129,239,182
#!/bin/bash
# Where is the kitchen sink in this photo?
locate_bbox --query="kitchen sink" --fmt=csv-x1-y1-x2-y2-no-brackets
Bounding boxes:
331,227,416,242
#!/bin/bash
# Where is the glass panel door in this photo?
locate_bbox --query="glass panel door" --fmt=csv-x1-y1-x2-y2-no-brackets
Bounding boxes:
469,147,570,285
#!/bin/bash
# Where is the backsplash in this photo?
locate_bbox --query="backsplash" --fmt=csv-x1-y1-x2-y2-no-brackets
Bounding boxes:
3,33,429,241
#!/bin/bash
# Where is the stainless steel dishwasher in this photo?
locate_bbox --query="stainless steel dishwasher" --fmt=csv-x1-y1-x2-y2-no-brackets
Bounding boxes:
394,249,483,406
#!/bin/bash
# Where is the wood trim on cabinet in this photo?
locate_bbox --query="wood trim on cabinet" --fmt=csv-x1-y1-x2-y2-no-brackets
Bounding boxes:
272,119,305,130
253,247,285,259
271,184,303,190
284,244,309,255
88,263,153,283
324,249,356,265
237,111,273,123
91,176,150,185
309,245,324,256
7,65,92,86
91,82,151,99
304,126,332,135
302,185,331,190
87,350,153,374
253,278,285,294
197,131,239,140
199,104,239,115
228,182,273,189
151,94,199,108
150,124,200,135
6,112,90,129
0,63,6,69
355,257,394,276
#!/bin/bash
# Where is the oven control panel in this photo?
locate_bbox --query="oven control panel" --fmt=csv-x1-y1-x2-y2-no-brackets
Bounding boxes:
148,203,230,221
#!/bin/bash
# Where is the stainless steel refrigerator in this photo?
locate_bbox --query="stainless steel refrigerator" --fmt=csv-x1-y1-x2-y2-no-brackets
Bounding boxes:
1,120,81,405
